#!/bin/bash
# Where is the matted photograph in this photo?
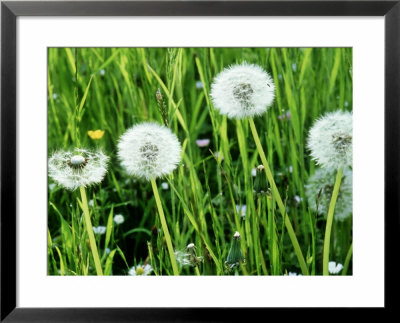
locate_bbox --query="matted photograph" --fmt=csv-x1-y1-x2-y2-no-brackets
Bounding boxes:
47,47,353,276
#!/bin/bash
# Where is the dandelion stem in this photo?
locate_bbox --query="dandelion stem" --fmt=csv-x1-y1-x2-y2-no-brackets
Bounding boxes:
249,118,308,275
150,178,179,276
323,168,343,275
79,186,103,276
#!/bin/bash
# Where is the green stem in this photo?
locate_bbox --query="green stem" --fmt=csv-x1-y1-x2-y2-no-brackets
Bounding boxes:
342,242,353,275
79,186,103,275
323,168,343,275
74,48,80,148
249,118,308,275
150,178,179,276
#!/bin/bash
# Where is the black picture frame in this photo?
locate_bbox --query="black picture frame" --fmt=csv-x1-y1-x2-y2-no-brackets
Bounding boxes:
1,0,399,321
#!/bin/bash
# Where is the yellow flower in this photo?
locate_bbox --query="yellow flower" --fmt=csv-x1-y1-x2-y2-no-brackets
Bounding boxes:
88,130,105,140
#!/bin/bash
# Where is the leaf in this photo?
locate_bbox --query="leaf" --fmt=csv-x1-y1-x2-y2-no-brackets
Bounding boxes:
104,206,114,251
104,249,117,275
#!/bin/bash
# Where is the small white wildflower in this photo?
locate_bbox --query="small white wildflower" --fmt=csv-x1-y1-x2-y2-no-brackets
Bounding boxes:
328,261,344,274
104,248,111,255
48,148,109,191
344,101,349,107
294,195,303,204
277,110,290,121
88,199,94,207
287,272,302,276
93,226,106,235
99,69,105,76
195,81,203,89
52,93,58,100
128,264,153,276
307,110,352,169
161,182,169,190
278,74,283,80
251,168,257,177
213,151,224,161
292,63,297,72
235,204,247,219
113,214,125,225
210,62,275,119
288,165,293,173
305,167,352,221
48,183,56,191
196,139,210,147
118,122,181,181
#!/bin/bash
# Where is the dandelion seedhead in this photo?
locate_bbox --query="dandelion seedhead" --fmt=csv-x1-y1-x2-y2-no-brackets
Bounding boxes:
210,62,275,119
225,232,245,270
48,148,109,191
118,122,182,181
175,243,204,267
307,110,352,169
128,264,153,276
305,167,353,221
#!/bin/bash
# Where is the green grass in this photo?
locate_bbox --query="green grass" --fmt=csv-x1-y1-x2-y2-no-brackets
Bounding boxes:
47,47,353,276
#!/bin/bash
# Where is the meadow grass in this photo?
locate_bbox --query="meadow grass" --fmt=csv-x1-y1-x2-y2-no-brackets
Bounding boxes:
48,47,353,276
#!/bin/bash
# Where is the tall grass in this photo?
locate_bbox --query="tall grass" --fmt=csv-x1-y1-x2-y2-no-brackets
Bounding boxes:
48,47,353,276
